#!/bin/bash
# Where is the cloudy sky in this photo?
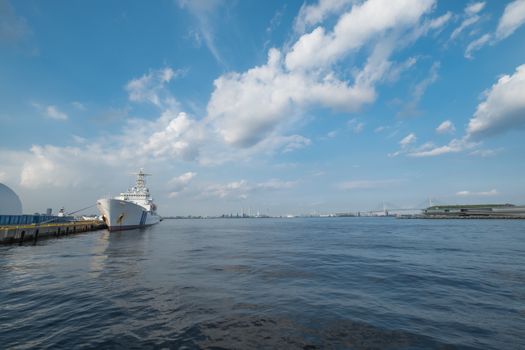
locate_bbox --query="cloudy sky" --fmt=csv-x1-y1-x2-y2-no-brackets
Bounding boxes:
1,0,525,216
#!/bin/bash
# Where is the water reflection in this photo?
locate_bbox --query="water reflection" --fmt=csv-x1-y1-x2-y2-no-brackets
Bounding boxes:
89,230,109,278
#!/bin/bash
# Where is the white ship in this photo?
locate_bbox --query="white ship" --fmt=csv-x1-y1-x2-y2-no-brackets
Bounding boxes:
97,169,161,231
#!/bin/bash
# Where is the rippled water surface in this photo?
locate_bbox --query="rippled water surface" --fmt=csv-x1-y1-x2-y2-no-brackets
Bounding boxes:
1,218,524,349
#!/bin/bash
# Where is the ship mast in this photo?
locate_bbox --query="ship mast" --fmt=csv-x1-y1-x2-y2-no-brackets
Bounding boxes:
134,168,151,192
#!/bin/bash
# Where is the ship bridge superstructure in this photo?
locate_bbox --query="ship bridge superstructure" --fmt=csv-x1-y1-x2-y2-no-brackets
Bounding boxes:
115,169,157,212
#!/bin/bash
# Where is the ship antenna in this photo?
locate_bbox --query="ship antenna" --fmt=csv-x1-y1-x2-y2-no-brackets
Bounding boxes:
133,168,152,190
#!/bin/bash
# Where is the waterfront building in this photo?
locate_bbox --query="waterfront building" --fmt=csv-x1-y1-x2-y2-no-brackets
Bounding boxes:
0,183,72,226
424,204,525,218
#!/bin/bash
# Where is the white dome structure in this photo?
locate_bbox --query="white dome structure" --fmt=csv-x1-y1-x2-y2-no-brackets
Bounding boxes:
0,183,23,215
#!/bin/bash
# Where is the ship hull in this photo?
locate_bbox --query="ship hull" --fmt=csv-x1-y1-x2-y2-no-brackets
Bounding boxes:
96,198,160,232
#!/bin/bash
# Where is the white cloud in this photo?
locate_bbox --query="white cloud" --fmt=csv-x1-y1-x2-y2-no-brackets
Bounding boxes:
207,48,375,147
72,135,86,144
450,2,485,40
266,5,285,35
126,67,181,107
14,115,199,189
204,180,250,199
256,179,297,190
405,64,525,157
45,105,68,121
383,57,418,83
278,135,311,153
352,123,364,133
177,0,226,66
107,61,320,168
467,64,525,138
0,148,27,181
326,130,338,138
389,140,435,157
15,120,197,189
9,53,320,190
207,0,440,149
414,61,439,99
398,61,440,117
137,111,203,161
168,171,197,197
456,189,498,196
294,0,353,33
15,81,204,189
72,101,86,111
32,103,69,121
239,134,312,157
0,1,460,194
469,148,501,157
285,0,435,71
201,177,295,200
466,2,486,16
427,11,453,31
496,0,525,40
347,118,364,133
436,120,455,134
408,138,476,157
19,144,121,188
464,1,525,58
339,179,402,190
0,139,176,211
464,33,491,59
400,133,417,147
451,17,480,40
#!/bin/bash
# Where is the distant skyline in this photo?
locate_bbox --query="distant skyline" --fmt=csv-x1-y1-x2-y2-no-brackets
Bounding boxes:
1,0,525,216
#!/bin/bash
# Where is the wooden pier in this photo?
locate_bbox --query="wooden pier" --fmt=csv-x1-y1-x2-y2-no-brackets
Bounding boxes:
0,220,107,244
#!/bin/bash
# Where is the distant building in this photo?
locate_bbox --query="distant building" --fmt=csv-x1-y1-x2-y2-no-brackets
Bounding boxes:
46,208,53,216
424,204,525,218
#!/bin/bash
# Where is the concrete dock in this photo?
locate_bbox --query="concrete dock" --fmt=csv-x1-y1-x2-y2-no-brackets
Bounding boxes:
0,220,107,244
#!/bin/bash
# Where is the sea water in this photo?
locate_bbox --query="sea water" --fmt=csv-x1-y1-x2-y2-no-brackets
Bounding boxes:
1,218,524,349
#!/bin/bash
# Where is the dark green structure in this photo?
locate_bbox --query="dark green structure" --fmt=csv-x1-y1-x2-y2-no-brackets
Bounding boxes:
424,204,525,218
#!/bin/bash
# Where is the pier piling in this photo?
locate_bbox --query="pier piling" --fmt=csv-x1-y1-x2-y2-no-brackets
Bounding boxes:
0,220,107,245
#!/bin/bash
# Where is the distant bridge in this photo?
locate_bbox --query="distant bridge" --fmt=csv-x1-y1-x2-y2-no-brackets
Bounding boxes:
357,199,444,215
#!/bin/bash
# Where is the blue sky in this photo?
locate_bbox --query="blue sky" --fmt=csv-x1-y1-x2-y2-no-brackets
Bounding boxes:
1,0,525,216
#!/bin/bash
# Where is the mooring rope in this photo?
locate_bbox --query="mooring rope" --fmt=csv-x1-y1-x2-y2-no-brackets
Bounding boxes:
67,204,97,216
33,204,98,226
